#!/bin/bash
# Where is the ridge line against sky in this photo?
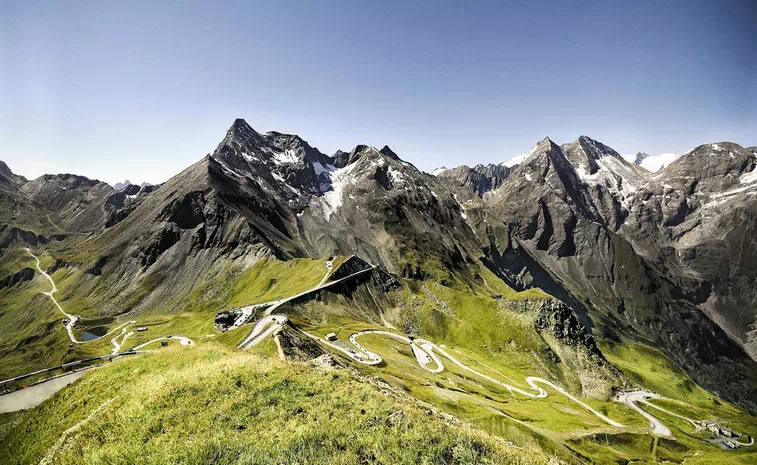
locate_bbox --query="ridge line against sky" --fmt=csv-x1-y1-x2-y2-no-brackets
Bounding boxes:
1,0,756,185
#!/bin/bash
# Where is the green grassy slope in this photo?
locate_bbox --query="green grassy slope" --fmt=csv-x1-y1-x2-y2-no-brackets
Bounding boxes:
3,243,756,464
0,247,340,380
0,248,38,276
285,271,757,465
0,344,552,465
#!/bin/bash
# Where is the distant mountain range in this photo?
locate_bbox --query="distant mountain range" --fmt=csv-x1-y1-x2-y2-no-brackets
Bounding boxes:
1,119,756,412
113,180,153,191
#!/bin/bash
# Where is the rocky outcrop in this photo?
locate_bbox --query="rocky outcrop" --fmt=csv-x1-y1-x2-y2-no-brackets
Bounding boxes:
0,267,34,289
500,297,626,398
501,298,602,360
86,256,108,276
329,256,372,280
47,259,76,275
275,324,327,361
533,299,600,357
0,227,47,251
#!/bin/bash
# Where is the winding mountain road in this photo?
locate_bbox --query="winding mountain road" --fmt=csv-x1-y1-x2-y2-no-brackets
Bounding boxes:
237,263,375,348
21,249,751,444
238,315,287,349
15,248,194,381
131,335,194,351
615,392,755,445
298,324,623,427
615,391,672,437
26,248,80,343
27,248,137,346
25,248,193,354
46,214,64,232
235,260,632,430
238,268,749,441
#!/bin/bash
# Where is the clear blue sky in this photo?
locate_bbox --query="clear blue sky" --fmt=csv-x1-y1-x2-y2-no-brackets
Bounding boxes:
1,0,755,185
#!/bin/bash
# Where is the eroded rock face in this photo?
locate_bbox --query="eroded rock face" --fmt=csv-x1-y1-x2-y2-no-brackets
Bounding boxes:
275,325,327,361
328,256,372,280
0,227,47,251
534,299,600,356
159,193,206,229
436,164,512,196
86,257,108,276
500,297,626,398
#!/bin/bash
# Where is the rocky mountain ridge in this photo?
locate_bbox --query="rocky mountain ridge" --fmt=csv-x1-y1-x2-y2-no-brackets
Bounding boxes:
1,119,755,411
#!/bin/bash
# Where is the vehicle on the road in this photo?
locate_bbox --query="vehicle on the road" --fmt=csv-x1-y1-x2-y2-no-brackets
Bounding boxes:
325,332,338,341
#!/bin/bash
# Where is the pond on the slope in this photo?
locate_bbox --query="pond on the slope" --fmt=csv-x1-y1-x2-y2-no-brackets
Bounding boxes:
82,325,109,341
78,316,115,342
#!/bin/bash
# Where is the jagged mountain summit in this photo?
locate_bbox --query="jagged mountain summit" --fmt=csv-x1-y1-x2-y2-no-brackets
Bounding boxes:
114,180,154,191
113,180,131,191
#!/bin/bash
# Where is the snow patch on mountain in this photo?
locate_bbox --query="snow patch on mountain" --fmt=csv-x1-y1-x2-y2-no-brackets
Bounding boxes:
739,168,757,185
502,152,529,167
574,154,641,207
388,166,406,184
638,153,680,172
320,162,359,220
273,149,299,165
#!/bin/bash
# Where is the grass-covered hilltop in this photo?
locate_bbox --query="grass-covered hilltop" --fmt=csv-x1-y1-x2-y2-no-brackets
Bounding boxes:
2,121,757,464
0,345,552,465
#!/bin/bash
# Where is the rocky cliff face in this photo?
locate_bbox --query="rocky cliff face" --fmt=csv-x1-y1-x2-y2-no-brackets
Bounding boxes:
436,164,512,196
500,297,626,399
620,143,757,360
460,136,757,412
534,299,601,356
